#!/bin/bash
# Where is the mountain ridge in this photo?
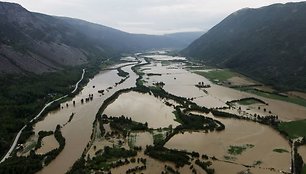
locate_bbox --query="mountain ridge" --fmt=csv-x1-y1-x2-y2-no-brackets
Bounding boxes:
182,1,306,91
0,1,201,74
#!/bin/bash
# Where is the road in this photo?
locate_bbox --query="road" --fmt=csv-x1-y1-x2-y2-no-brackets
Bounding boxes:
0,69,85,163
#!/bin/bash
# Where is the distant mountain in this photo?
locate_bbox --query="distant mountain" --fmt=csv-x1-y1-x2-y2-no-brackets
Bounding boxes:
0,2,197,74
182,2,306,91
164,31,204,48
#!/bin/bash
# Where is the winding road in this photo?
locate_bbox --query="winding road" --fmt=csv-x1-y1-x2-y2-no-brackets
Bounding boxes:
0,69,86,163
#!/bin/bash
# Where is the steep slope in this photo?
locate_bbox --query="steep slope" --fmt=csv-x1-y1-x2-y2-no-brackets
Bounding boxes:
0,2,198,74
59,17,198,52
182,2,306,91
0,2,89,74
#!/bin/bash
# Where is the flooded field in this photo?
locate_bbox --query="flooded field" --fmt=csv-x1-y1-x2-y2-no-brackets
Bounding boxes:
143,55,306,121
32,63,138,174
15,53,306,174
104,91,179,128
36,135,59,155
165,114,291,172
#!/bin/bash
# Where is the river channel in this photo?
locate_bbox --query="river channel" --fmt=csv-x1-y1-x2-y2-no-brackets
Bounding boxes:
16,54,306,174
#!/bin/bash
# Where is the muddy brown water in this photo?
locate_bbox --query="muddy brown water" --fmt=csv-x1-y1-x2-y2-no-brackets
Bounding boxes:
35,135,59,155
34,64,138,174
165,112,291,173
143,56,306,121
25,54,306,173
104,91,179,129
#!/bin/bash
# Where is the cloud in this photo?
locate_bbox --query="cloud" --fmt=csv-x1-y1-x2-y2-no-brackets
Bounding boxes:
4,0,304,34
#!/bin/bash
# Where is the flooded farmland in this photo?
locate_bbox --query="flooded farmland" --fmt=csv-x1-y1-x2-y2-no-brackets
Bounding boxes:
104,91,179,129
33,63,138,174
165,114,291,172
15,53,306,174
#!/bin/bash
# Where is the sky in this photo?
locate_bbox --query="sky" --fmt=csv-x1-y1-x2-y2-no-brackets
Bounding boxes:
4,0,304,34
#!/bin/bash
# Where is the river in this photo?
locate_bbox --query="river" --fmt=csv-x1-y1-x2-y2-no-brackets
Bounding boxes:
34,63,138,174
10,53,306,174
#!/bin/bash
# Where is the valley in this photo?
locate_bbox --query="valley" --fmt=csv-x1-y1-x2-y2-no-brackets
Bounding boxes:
1,1,306,174
2,53,305,174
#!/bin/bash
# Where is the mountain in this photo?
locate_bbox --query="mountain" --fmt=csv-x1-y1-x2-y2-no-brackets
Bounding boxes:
182,2,306,91
0,2,198,74
163,31,204,48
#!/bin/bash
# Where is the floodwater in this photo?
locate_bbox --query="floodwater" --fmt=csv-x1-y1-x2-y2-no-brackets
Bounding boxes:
104,91,179,129
34,63,138,174
36,135,59,155
21,54,306,173
129,132,153,147
144,54,186,61
144,55,306,121
165,113,291,172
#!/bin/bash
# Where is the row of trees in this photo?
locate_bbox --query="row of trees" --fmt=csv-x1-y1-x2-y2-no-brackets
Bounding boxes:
0,125,66,174
117,67,129,77
144,146,190,168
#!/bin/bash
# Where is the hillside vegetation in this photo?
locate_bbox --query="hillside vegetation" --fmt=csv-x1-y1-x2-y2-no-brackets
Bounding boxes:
183,2,306,91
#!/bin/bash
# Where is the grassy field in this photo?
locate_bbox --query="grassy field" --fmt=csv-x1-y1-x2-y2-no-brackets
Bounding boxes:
239,88,306,107
278,119,306,139
185,66,207,70
193,67,306,108
194,69,236,82
161,60,171,66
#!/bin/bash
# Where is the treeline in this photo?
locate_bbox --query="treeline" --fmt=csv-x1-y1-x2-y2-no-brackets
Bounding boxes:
97,114,146,143
147,73,162,76
173,107,224,132
117,67,129,77
195,159,215,174
18,100,61,147
0,64,89,158
66,156,88,174
0,125,66,174
211,110,279,126
35,131,53,150
95,87,134,120
293,146,304,174
106,115,148,137
144,146,190,168
226,97,267,105
86,146,137,171
292,138,306,174
42,125,65,165
0,154,43,174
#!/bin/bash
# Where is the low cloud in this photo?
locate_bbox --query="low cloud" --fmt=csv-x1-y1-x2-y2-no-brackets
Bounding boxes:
5,0,304,34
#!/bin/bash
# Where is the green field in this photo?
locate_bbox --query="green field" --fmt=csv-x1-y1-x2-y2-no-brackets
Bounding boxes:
239,88,306,107
278,119,306,139
161,60,171,66
194,69,236,82
194,67,306,108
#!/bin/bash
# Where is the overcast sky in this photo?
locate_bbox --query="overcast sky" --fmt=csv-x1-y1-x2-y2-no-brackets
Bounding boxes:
5,0,304,34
